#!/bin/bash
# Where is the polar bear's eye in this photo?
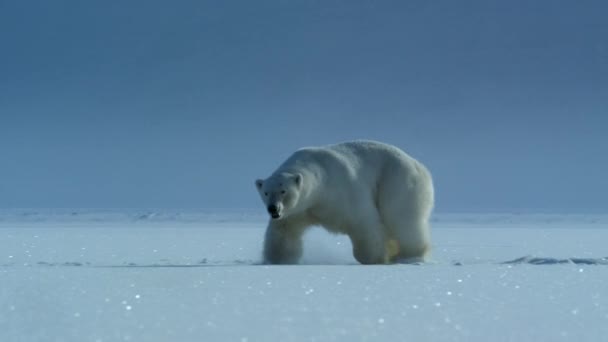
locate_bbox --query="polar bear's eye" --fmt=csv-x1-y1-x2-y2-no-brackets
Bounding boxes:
281,190,286,194
264,192,268,196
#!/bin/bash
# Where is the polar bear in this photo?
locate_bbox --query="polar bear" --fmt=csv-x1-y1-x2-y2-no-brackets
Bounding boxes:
255,140,434,265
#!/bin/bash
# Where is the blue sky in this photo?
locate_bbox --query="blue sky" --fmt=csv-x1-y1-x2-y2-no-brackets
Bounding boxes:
1,1,607,212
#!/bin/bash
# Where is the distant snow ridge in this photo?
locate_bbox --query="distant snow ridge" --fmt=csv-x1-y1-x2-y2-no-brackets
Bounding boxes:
2,209,608,226
0,208,266,225
503,256,608,265
4,257,608,268
0,259,259,268
432,213,608,226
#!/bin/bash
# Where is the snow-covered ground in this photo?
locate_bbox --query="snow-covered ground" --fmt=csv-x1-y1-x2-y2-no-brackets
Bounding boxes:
1,209,607,342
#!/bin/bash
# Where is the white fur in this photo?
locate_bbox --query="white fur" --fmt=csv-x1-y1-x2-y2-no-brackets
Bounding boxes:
255,140,434,265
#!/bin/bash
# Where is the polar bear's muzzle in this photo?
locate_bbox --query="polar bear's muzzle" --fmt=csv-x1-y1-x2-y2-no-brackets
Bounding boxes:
267,204,282,219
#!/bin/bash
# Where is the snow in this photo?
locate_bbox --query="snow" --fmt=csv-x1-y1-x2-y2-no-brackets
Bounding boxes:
1,209,608,342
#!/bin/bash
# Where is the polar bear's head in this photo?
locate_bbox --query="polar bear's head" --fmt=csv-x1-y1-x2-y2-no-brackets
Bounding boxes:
255,172,303,220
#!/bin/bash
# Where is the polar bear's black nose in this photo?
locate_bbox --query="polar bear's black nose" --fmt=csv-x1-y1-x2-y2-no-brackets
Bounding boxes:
267,205,278,215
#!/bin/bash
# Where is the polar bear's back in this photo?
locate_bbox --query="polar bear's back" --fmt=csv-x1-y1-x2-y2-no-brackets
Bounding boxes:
325,140,415,165
295,140,420,173
281,140,430,194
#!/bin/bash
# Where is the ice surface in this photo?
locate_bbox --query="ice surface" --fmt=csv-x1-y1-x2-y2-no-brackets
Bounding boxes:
1,209,608,342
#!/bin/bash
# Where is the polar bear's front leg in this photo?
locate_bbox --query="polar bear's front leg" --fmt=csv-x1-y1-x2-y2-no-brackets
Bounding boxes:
263,221,304,264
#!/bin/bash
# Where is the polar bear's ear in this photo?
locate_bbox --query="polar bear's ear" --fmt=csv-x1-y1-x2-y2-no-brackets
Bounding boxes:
255,179,263,190
294,173,303,187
